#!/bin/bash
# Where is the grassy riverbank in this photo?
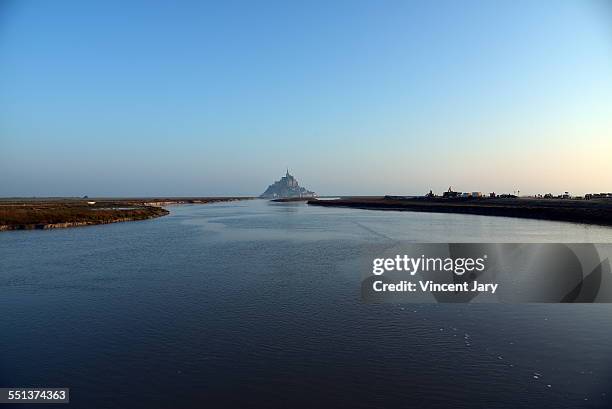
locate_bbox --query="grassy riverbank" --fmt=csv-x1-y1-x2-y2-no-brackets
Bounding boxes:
307,196,612,227
0,197,252,231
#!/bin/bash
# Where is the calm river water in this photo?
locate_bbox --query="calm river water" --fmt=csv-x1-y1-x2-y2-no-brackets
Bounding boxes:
1,199,612,408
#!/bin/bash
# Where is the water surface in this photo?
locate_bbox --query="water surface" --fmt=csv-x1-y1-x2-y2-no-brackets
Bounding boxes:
1,200,611,408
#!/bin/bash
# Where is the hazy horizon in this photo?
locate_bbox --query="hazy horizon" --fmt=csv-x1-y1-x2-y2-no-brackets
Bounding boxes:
2,0,611,197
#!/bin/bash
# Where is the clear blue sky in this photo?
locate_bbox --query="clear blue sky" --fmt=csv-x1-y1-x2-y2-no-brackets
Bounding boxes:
1,0,611,196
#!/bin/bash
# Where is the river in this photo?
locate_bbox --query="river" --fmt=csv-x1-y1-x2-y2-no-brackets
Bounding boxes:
1,199,611,408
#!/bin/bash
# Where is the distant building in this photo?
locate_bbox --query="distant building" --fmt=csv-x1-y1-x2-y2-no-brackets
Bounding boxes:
443,187,461,198
260,169,316,199
585,193,612,200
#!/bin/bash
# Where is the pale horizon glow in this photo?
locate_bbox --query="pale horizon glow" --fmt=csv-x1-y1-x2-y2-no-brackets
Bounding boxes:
1,0,611,197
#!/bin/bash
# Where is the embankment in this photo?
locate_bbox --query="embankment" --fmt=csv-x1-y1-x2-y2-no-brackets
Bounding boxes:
0,197,252,231
307,197,612,227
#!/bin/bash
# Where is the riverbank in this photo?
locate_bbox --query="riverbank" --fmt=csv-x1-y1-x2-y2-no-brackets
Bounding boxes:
307,196,612,227
271,197,314,202
0,197,252,231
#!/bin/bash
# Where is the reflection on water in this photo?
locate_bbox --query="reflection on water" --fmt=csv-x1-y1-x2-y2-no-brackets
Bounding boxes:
1,199,611,408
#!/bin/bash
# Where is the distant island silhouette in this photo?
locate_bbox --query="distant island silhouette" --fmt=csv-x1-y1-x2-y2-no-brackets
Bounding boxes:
260,170,316,199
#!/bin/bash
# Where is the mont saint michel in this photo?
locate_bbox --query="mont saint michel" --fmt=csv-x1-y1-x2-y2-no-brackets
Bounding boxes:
260,170,316,199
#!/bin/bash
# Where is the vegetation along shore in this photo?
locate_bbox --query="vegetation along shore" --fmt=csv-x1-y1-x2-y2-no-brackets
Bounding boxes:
307,196,612,227
0,197,252,231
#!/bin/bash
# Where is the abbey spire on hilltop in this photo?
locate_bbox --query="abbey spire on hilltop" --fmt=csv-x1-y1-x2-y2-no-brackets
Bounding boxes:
260,169,316,199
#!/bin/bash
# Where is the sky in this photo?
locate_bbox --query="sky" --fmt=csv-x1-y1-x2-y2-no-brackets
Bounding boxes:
1,0,611,197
